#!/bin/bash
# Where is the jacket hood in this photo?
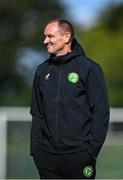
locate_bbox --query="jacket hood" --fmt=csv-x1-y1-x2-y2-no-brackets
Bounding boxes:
49,39,85,64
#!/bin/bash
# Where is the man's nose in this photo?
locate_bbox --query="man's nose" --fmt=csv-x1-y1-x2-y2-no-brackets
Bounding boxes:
43,37,49,44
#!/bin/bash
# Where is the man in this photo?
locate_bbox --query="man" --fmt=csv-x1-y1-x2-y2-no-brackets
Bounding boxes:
30,19,109,179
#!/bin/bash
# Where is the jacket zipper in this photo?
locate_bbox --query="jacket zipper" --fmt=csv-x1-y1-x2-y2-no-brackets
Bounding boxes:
55,65,63,143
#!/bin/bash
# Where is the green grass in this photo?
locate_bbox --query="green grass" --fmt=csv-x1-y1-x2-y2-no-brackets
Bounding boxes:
96,145,123,179
6,122,123,179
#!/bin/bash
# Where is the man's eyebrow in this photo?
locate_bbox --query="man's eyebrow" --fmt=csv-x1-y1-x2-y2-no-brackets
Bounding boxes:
44,33,55,37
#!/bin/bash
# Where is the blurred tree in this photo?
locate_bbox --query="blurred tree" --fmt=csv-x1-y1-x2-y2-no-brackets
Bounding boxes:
78,3,123,107
99,3,123,30
0,0,65,106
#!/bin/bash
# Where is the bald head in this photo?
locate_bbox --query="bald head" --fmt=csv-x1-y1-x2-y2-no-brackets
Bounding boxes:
47,19,74,42
43,19,74,56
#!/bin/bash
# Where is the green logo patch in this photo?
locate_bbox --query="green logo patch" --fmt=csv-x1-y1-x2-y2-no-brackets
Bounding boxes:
83,166,93,177
68,72,79,83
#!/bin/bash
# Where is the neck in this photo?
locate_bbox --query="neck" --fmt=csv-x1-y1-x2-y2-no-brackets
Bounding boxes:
56,44,72,57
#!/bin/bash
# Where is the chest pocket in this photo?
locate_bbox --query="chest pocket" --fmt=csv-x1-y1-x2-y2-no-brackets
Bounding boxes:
62,77,86,105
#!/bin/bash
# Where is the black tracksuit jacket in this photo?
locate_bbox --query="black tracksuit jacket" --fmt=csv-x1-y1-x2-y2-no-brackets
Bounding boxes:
30,39,110,159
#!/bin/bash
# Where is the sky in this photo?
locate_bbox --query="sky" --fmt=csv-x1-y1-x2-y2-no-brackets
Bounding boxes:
60,0,123,28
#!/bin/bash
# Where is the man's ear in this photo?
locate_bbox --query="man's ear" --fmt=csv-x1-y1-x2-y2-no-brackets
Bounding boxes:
64,32,71,43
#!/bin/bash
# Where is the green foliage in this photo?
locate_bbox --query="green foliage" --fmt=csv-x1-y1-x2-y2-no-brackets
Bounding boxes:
99,3,123,30
0,0,65,106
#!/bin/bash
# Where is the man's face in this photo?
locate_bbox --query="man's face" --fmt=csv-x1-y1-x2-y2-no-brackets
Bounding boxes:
43,22,68,56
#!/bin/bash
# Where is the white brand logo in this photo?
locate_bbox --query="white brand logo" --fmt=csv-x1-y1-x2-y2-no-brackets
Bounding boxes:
45,73,50,80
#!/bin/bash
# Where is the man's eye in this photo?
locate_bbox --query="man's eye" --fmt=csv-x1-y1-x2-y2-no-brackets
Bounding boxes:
48,35,54,38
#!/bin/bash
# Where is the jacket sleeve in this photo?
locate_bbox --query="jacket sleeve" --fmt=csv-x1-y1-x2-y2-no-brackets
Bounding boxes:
30,68,44,155
86,64,110,159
